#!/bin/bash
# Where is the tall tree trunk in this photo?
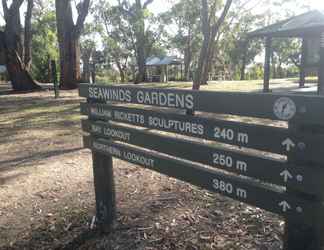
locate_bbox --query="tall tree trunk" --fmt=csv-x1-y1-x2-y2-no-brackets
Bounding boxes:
24,0,33,71
1,0,40,91
184,29,192,81
202,38,217,85
119,67,126,83
193,0,209,90
91,63,96,84
59,34,81,89
240,42,247,80
81,45,93,83
134,0,146,84
82,58,91,83
55,0,90,89
115,57,126,83
194,0,232,90
3,40,40,91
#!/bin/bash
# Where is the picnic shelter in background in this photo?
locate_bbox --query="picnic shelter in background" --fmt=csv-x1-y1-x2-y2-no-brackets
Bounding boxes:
247,10,324,95
145,56,184,83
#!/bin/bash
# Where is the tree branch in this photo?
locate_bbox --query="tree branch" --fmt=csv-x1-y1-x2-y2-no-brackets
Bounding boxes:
2,0,24,22
289,55,301,69
9,0,24,12
211,0,233,36
201,0,209,37
24,0,34,68
74,0,90,37
2,0,8,21
143,0,154,9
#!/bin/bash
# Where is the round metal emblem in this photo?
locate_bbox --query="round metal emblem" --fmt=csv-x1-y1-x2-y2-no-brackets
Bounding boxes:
273,97,296,120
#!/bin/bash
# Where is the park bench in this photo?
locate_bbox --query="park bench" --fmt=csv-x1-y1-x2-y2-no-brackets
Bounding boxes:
80,84,324,250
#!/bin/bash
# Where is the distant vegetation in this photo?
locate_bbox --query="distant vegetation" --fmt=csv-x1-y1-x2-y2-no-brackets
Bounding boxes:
0,0,313,90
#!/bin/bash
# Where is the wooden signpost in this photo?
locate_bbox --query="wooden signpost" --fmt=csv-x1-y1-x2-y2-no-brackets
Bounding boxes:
79,84,324,249
51,60,59,99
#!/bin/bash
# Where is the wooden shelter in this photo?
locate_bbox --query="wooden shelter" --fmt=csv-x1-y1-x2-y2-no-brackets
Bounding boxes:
248,10,324,94
145,56,184,82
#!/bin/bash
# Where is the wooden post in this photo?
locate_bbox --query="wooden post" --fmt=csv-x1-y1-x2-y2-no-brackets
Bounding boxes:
283,121,324,250
318,32,324,95
51,60,59,98
299,38,307,88
264,37,272,92
92,151,116,232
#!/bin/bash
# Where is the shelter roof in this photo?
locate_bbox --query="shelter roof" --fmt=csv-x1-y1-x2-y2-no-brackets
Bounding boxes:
248,10,324,38
145,56,183,66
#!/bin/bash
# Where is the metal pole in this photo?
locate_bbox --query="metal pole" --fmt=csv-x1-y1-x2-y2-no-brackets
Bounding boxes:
299,38,307,88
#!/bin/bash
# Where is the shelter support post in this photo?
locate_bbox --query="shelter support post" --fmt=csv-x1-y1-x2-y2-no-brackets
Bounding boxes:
299,38,307,88
264,37,272,92
318,32,324,95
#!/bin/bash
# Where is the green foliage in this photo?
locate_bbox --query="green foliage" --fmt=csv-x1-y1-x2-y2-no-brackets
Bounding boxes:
92,0,167,82
246,64,264,80
31,9,58,82
25,0,316,83
160,0,202,62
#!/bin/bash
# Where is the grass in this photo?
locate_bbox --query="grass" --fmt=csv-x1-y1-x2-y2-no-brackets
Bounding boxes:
94,77,318,93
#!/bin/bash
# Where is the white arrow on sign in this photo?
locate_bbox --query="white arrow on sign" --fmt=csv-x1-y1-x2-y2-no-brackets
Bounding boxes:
280,170,293,183
282,138,295,152
279,201,291,212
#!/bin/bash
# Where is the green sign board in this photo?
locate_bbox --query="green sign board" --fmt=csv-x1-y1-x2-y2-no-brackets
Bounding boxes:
79,84,324,247
81,103,324,164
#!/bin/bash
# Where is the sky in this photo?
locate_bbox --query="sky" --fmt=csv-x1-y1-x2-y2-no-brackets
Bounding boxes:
1,0,324,25
148,0,324,14
309,0,324,10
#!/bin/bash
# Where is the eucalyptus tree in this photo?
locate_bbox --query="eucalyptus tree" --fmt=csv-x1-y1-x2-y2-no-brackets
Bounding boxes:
94,0,135,82
55,0,90,89
116,0,155,83
0,0,41,91
95,0,166,83
160,0,201,81
193,0,233,89
31,3,58,82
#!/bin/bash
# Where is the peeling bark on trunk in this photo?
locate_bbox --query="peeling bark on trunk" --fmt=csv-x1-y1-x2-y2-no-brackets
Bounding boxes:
59,35,81,89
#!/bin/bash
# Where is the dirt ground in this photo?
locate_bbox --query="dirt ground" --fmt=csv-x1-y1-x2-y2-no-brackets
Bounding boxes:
0,83,285,250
